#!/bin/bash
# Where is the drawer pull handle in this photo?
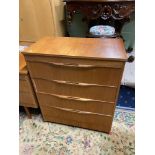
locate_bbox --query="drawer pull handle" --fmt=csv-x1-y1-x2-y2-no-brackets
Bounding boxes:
48,62,102,68
38,92,114,104
49,106,112,117
27,60,123,68
34,77,116,88
51,79,116,88
65,81,79,85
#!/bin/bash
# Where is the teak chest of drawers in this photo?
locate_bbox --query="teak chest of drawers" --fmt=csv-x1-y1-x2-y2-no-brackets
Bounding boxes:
19,53,38,117
23,37,127,133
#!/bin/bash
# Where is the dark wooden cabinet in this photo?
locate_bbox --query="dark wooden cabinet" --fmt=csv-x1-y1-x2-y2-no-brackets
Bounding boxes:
64,0,135,35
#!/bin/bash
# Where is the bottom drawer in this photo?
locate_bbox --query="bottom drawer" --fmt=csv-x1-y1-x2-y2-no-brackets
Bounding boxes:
37,92,115,115
19,92,38,108
41,105,113,133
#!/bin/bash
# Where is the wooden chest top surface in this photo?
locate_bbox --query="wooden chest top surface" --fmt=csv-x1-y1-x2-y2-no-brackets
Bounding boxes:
23,37,127,61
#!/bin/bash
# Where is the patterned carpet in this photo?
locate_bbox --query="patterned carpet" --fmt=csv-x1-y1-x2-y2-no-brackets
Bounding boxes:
19,108,135,155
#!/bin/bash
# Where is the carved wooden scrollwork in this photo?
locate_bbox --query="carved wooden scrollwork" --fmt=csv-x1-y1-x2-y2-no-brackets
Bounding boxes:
80,4,103,20
112,3,135,20
66,2,135,24
101,5,112,20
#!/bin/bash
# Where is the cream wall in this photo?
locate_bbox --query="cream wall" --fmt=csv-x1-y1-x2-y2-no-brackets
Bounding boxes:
19,0,65,42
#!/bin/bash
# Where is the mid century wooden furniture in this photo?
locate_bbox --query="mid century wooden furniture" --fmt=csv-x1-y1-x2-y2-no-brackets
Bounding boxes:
19,0,65,42
64,0,135,35
23,37,127,133
19,53,38,118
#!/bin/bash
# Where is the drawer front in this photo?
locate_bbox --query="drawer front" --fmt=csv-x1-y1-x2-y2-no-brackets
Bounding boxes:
33,78,117,102
19,79,30,93
25,55,124,68
37,92,115,115
19,74,38,108
27,59,123,86
19,92,38,108
42,105,113,133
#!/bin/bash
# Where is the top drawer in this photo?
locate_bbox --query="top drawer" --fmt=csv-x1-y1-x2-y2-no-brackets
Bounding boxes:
25,55,124,86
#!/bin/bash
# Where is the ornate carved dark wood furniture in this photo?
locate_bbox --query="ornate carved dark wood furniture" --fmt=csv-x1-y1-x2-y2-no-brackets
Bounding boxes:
64,0,135,36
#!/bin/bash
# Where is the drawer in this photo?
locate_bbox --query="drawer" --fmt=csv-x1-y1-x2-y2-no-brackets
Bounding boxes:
25,55,124,68
26,57,123,86
19,74,38,108
37,92,115,115
41,105,113,133
19,79,30,93
33,78,117,102
19,92,38,108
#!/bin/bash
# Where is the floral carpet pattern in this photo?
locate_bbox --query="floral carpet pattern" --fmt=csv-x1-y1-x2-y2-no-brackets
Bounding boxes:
19,108,135,155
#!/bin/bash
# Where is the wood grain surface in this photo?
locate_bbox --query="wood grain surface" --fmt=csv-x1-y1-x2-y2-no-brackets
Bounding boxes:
19,53,27,73
37,92,115,115
23,37,127,133
19,53,38,108
23,37,127,61
27,60,123,86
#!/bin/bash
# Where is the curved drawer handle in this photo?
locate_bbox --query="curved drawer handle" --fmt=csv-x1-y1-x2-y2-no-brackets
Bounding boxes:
53,79,93,86
52,79,116,88
28,60,123,69
34,77,116,88
49,106,112,117
48,61,102,68
53,94,99,102
38,92,114,104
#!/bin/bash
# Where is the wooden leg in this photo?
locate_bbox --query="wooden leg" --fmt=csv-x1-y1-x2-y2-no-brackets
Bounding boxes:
24,107,32,119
